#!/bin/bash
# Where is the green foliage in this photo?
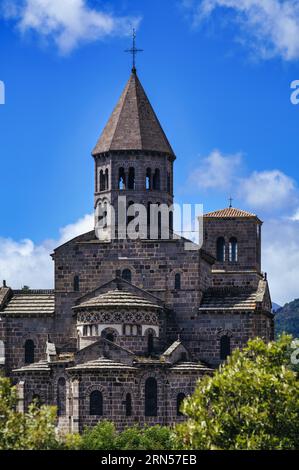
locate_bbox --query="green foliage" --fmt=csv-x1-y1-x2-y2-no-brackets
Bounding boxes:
115,425,173,450
0,377,60,450
64,421,173,450
174,335,299,450
275,299,299,338
80,421,118,450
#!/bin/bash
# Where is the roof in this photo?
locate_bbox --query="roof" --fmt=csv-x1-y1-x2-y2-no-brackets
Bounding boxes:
14,360,51,373
162,340,183,357
73,289,162,310
1,290,55,317
170,361,213,372
199,287,258,311
204,207,260,220
67,357,137,371
92,71,175,157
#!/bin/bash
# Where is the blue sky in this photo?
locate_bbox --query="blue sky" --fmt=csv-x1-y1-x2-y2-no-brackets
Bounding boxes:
1,0,299,304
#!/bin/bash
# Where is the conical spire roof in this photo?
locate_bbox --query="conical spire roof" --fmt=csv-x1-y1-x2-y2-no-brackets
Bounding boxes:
92,71,175,157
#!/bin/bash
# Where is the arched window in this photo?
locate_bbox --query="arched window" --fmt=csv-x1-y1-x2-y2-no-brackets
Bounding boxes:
118,168,126,190
99,170,104,191
122,269,132,283
216,237,226,262
128,167,135,190
153,169,160,190
175,273,181,290
73,275,80,292
220,335,231,360
146,168,151,190
105,169,109,190
229,237,238,262
0,340,5,365
177,393,186,416
145,377,157,417
147,333,154,356
90,390,103,416
57,377,66,416
25,339,35,364
125,393,132,417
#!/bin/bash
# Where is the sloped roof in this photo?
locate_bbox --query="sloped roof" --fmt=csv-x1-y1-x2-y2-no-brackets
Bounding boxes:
199,287,258,311
170,361,213,372
92,71,175,157
2,290,55,317
67,357,137,371
73,289,162,310
14,360,51,373
204,207,259,219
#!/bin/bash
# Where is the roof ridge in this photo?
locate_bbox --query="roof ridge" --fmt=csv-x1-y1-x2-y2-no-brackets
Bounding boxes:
204,207,258,218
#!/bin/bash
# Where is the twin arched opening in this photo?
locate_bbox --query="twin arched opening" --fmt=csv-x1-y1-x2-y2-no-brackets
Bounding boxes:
216,237,238,262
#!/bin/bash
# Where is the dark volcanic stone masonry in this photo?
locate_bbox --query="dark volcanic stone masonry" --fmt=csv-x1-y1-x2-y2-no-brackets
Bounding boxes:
0,69,274,432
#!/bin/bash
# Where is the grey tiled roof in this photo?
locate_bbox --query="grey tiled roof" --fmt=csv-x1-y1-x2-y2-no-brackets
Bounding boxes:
199,287,258,311
92,71,175,157
74,289,162,310
162,340,182,357
67,357,137,371
170,362,212,372
14,360,51,373
2,290,55,317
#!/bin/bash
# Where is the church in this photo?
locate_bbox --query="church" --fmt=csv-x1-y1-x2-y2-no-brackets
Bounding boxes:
0,62,274,432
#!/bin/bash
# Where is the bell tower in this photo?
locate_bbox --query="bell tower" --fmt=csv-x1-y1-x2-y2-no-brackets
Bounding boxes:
92,67,176,239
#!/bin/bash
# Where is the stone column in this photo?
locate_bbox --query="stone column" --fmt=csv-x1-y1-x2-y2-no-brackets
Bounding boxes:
16,380,25,413
71,378,80,433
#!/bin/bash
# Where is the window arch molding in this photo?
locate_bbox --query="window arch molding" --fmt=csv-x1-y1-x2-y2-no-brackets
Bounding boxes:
101,327,119,342
138,371,162,395
86,385,107,416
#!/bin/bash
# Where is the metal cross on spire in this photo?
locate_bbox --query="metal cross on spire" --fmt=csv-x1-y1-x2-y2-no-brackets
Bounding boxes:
125,28,143,73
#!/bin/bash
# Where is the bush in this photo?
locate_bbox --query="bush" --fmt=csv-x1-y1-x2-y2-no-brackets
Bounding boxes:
173,335,299,450
65,421,173,450
0,377,60,450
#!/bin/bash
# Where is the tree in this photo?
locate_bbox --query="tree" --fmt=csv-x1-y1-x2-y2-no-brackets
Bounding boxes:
0,377,60,450
64,422,173,450
174,335,299,450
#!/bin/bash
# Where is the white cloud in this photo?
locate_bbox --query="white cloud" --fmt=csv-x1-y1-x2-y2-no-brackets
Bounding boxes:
239,170,296,210
184,0,299,61
263,218,299,304
189,149,242,190
0,213,93,289
1,0,140,54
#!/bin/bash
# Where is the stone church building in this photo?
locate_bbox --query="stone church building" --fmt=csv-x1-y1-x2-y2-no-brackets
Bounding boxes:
0,67,273,432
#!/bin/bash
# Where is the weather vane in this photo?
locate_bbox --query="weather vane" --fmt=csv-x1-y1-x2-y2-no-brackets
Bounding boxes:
125,28,143,73
229,196,233,208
